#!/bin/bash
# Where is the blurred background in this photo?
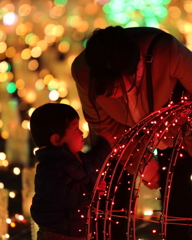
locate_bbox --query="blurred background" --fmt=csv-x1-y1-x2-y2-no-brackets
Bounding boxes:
0,0,191,239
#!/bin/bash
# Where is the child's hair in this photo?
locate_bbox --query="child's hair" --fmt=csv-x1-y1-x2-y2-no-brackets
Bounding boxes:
30,103,79,148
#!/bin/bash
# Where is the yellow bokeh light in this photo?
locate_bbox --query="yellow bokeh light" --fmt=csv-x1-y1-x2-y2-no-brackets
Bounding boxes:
52,25,64,37
60,99,70,105
37,40,48,51
82,122,89,132
69,16,82,27
28,107,35,117
10,222,16,228
0,119,3,128
13,167,21,175
28,59,39,71
31,46,42,58
16,24,28,36
35,79,45,90
0,182,4,189
3,3,15,13
0,42,7,53
1,130,9,139
9,191,16,198
18,4,31,16
58,41,70,53
168,6,181,18
16,79,25,89
44,35,56,44
0,73,8,82
21,120,30,130
178,21,192,34
2,160,8,167
25,91,37,103
0,30,6,42
0,61,9,73
85,3,98,15
76,21,89,32
6,47,16,58
7,72,14,81
6,218,11,224
49,6,65,19
71,99,81,110
21,48,31,60
44,24,56,36
58,80,67,88
144,210,153,216
184,1,192,13
44,74,54,85
18,88,27,98
0,152,6,160
26,34,39,46
93,18,107,28
49,90,60,101
58,87,68,98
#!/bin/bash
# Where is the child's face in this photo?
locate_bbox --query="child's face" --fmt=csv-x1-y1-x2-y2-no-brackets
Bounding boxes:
60,118,84,154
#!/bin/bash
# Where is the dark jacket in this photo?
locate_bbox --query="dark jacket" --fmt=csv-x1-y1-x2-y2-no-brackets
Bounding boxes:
30,138,111,237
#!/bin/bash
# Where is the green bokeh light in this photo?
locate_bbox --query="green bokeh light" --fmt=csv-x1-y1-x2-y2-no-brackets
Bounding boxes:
114,13,130,24
6,63,11,72
54,0,68,5
103,0,170,27
145,17,159,27
7,82,16,94
83,39,88,48
25,33,35,45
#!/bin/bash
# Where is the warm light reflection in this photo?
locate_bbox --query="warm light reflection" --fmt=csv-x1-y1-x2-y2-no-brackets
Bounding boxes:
71,99,81,110
31,46,42,58
3,12,18,25
16,24,27,36
25,91,37,103
0,42,7,53
16,79,25,89
6,46,16,58
28,59,39,71
28,107,35,117
21,120,30,130
21,48,31,60
35,79,45,90
18,4,31,16
58,41,70,53
49,90,60,101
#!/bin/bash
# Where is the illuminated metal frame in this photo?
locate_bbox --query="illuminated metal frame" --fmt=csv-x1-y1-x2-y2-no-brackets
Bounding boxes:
87,101,192,240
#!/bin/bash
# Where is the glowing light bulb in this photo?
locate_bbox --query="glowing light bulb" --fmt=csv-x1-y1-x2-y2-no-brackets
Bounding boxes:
3,13,18,25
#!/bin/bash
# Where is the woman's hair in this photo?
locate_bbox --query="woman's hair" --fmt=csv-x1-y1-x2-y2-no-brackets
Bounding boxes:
30,103,79,148
85,25,140,101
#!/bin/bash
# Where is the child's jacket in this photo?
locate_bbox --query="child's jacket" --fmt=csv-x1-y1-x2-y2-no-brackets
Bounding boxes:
30,138,110,238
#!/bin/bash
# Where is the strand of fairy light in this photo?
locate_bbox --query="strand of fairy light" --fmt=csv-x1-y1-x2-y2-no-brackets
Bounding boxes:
87,98,192,240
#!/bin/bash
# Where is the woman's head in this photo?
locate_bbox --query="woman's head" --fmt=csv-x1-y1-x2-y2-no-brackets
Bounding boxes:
85,25,140,99
30,103,79,148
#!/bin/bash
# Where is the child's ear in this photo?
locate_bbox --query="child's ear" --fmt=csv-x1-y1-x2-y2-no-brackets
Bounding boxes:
50,134,62,146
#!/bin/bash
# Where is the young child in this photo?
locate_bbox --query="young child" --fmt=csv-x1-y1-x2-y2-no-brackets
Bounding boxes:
30,103,110,240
